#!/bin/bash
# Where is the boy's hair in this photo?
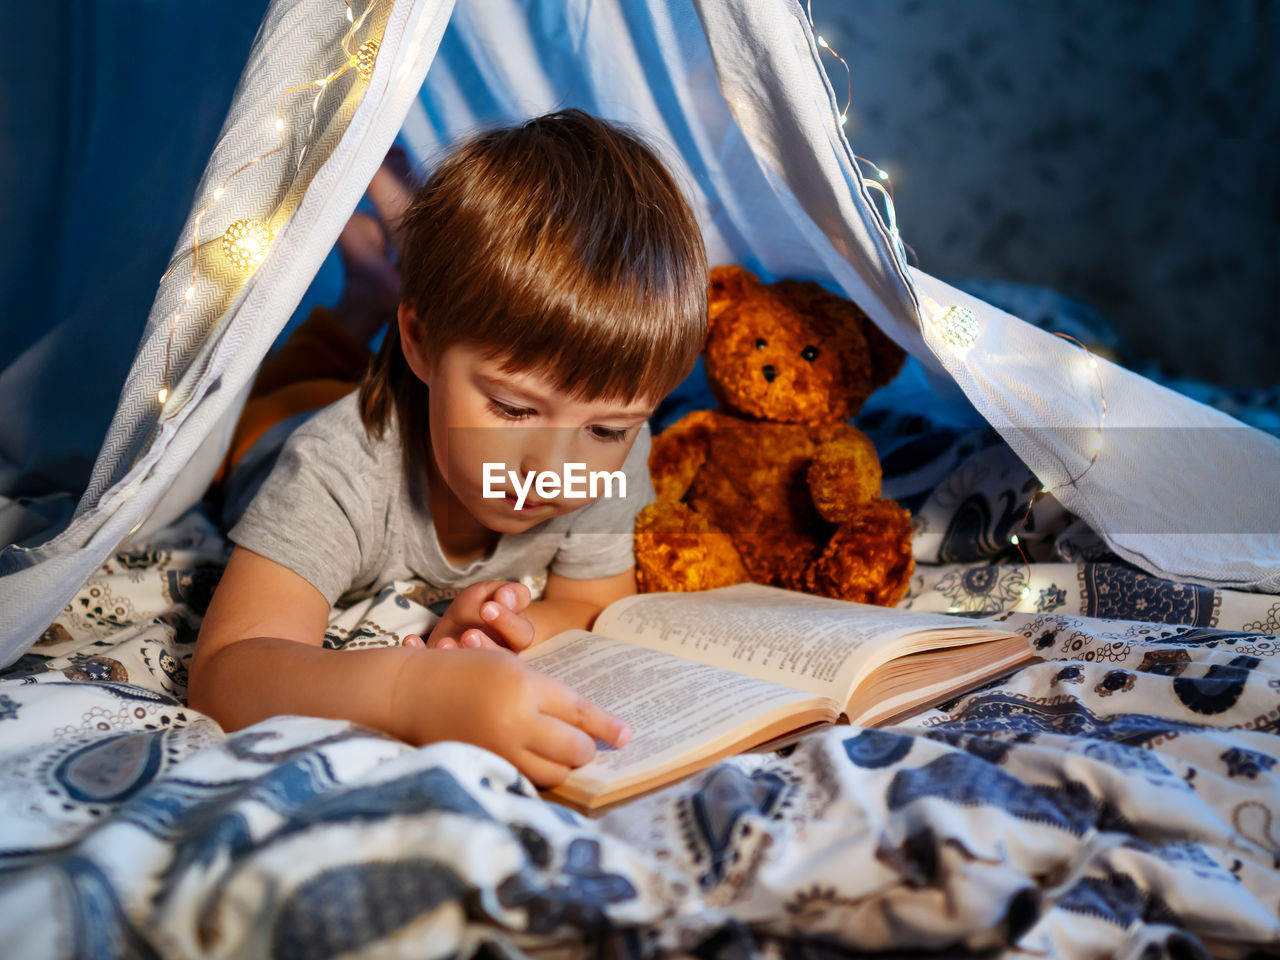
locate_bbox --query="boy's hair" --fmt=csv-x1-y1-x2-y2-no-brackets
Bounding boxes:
358,109,708,499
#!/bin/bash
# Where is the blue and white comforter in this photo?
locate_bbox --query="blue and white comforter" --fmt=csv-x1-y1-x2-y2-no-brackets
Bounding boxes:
1,503,1277,960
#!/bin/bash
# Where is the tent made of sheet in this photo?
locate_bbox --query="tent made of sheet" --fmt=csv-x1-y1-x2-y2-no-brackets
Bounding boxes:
1,0,1277,664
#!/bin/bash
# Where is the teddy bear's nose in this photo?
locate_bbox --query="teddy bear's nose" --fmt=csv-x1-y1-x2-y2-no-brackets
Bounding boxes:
761,364,777,382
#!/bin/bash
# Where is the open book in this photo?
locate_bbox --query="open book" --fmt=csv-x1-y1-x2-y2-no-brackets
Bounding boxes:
518,583,1035,813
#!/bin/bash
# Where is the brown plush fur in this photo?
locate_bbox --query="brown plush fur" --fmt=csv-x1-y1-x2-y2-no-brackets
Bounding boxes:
635,265,915,605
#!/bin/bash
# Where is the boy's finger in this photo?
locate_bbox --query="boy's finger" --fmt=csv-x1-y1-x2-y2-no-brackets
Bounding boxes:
495,582,532,612
479,603,535,652
526,713,597,769
461,628,506,651
512,749,572,790
540,687,632,749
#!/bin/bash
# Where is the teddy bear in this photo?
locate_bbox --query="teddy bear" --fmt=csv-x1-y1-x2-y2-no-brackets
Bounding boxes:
634,264,915,606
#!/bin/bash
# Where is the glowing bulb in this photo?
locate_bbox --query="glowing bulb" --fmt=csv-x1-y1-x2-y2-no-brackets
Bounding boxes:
356,39,380,81
212,187,224,200
817,34,829,48
934,304,979,349
1041,484,1050,494
947,606,959,614
222,218,274,272
1088,357,1099,369
1020,587,1031,600
157,388,168,404
1010,534,1020,546
275,117,285,133
840,113,848,125
878,169,889,180
345,4,354,21
184,286,195,301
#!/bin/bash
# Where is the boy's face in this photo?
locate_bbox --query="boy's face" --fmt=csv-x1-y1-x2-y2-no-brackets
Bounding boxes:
401,311,654,535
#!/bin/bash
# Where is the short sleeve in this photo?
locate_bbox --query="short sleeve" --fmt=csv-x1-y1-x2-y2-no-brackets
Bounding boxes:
227,426,373,607
550,423,655,580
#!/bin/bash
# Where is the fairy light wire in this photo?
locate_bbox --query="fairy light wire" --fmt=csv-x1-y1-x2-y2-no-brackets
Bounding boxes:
801,4,919,273
159,0,379,417
806,0,852,125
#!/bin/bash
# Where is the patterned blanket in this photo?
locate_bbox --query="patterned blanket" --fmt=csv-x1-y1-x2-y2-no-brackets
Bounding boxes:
1,503,1277,960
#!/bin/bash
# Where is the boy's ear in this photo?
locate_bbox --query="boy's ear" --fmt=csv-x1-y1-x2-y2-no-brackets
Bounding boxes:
398,302,434,386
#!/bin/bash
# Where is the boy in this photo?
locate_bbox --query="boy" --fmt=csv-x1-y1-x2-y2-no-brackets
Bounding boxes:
189,110,708,790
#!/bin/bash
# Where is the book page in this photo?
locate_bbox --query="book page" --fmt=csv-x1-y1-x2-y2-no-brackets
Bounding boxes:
520,630,828,785
594,583,987,700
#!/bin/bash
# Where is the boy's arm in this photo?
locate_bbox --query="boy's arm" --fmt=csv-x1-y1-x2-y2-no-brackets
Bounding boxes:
524,568,638,644
189,545,417,737
190,547,631,785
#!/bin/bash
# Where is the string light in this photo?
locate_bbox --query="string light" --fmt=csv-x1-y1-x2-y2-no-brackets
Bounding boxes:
806,3,852,128
933,304,980,349
356,39,380,81
799,6,1111,620
158,0,380,410
801,4,918,269
222,218,275,271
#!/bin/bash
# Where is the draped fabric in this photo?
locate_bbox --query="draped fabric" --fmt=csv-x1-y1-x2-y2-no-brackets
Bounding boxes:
0,0,1276,665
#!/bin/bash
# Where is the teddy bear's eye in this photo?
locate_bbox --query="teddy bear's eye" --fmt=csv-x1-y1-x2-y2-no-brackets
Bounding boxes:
801,345,819,362
755,338,767,350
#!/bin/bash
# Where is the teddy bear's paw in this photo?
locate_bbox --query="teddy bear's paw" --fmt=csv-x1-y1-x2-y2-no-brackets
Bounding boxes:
634,502,749,593
634,500,702,535
808,433,883,523
805,501,915,606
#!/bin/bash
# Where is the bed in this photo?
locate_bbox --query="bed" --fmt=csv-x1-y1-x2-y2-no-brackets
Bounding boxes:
1,283,1278,959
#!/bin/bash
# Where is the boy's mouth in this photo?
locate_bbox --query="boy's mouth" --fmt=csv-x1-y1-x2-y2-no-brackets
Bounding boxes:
503,493,549,510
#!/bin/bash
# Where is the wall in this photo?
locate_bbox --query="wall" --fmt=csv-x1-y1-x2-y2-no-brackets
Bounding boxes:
809,0,1278,385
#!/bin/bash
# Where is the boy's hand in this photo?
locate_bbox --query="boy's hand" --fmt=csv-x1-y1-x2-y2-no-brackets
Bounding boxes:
393,647,633,788
404,581,534,652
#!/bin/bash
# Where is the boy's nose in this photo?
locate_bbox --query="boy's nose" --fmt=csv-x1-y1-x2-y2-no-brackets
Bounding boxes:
761,364,777,383
520,432,571,484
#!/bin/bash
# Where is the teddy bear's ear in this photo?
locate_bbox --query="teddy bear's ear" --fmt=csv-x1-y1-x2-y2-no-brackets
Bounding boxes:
706,264,756,343
860,314,908,390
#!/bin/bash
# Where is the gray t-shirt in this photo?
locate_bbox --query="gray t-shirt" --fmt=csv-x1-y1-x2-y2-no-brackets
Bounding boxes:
226,392,654,608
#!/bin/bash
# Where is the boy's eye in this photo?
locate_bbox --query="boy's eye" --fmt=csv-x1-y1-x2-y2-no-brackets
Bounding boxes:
801,345,819,362
588,425,629,443
755,338,767,350
489,399,535,420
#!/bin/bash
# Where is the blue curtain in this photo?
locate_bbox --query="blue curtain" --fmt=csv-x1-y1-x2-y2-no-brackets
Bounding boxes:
0,0,264,497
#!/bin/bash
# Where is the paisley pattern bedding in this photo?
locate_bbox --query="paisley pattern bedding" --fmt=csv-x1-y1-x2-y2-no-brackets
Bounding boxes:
0,501,1276,959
